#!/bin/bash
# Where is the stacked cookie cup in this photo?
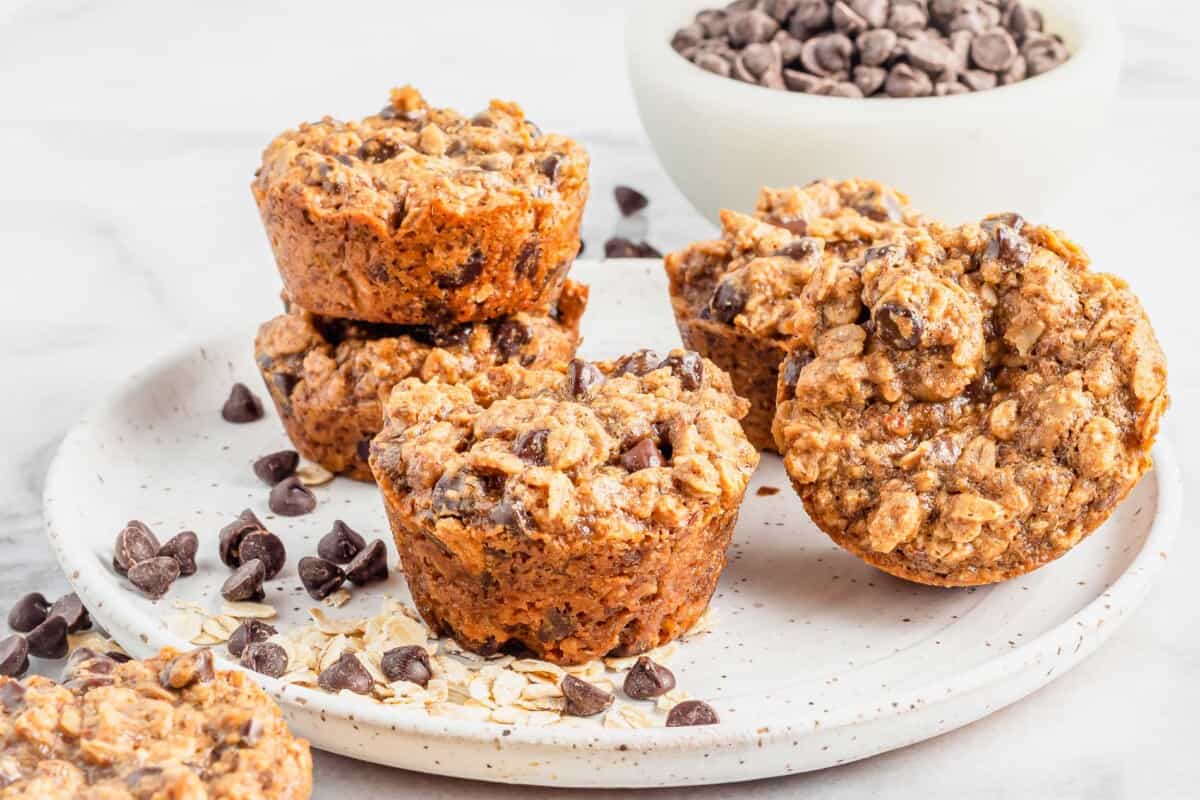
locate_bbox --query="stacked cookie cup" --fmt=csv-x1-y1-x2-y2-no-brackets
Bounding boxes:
667,179,1169,587
252,86,591,481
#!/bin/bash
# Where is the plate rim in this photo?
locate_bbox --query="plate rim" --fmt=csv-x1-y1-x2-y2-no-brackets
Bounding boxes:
41,311,1182,767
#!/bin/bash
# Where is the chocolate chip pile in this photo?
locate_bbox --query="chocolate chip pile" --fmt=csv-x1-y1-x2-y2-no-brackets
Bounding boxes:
0,590,128,680
672,0,1069,97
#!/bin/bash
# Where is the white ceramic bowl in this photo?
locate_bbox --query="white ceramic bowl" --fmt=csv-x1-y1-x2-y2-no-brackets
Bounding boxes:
626,0,1121,224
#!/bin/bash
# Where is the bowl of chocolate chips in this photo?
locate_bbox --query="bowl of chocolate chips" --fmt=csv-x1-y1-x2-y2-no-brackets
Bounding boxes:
626,0,1120,222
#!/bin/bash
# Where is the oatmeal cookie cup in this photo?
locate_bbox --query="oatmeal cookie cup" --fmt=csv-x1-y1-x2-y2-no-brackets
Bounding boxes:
369,349,759,664
0,648,312,798
256,280,588,482
665,179,931,451
253,85,589,325
772,215,1169,586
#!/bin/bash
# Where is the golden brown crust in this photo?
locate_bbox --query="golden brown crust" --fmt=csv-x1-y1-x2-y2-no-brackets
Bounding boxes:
369,350,759,664
255,282,587,481
253,86,589,324
772,216,1169,586
0,648,312,799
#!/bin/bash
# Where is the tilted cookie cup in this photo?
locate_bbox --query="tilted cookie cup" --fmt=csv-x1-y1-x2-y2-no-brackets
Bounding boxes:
369,351,759,664
256,281,588,482
253,86,589,325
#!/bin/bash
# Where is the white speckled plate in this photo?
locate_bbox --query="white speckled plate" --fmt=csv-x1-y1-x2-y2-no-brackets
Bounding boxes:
43,259,1180,788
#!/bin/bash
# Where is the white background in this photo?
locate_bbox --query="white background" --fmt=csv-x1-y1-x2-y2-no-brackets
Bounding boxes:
0,0,1196,797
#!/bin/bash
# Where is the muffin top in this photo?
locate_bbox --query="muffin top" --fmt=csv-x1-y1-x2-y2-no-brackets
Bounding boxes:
255,281,587,409
253,85,589,225
371,350,759,556
665,179,931,341
774,213,1168,582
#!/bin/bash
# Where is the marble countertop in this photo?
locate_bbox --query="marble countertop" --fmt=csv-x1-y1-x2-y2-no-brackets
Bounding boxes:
1,0,1196,796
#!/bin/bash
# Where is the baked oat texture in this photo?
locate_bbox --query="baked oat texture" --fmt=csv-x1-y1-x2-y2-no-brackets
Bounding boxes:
369,350,759,664
665,179,930,450
256,281,588,481
772,215,1169,586
0,648,312,799
253,85,589,324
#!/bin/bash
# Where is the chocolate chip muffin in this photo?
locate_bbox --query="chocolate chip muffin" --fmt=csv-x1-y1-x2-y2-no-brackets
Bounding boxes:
256,280,588,482
664,179,930,450
773,215,1169,586
253,85,589,325
0,648,312,798
369,350,759,664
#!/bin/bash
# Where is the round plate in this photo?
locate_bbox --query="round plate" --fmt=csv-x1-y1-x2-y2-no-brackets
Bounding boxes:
43,259,1180,788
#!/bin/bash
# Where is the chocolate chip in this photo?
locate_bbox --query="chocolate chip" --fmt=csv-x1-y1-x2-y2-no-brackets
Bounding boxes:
113,520,161,576
659,351,705,390
887,2,928,32
437,250,485,290
614,186,649,217
875,303,924,350
239,531,286,580
1023,32,1069,76
986,224,1031,267
228,620,277,657
221,559,266,602
221,383,263,423
623,656,677,699
241,641,288,678
857,28,897,66
1008,2,1043,40
26,615,68,659
885,63,934,97
128,557,181,600
107,650,132,663
801,32,854,76
0,680,25,709
514,428,550,465
269,476,317,517
539,154,562,180
48,593,90,633
218,509,263,568
709,280,746,324
936,80,970,96
64,647,114,677
157,531,199,576
621,438,665,472
961,69,998,91
0,636,29,678
789,0,831,35
493,319,531,362
318,520,366,564
359,137,401,163
561,675,614,717
905,38,958,76
831,1,868,36
613,349,662,378
489,498,532,534
604,237,662,259
297,556,346,601
514,239,541,279
781,350,814,393
345,540,388,586
666,699,720,726
971,28,1018,72
1000,54,1028,85
380,645,432,686
431,471,474,517
318,652,374,694
729,9,779,46
7,593,49,633
695,51,733,77
566,359,605,398
253,450,299,485
273,372,299,397
853,64,888,96
160,648,214,690
982,212,1026,233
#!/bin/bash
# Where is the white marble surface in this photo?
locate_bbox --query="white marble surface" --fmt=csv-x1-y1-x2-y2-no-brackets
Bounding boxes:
0,0,1197,796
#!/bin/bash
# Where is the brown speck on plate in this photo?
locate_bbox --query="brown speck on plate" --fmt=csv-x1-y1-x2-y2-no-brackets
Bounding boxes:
756,486,780,497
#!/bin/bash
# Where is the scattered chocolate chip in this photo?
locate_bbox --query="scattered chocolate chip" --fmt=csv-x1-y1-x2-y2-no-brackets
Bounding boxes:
233,531,284,582
613,349,662,378
253,450,299,485
345,540,388,586
241,641,288,678
298,557,347,600
709,280,747,324
7,593,49,633
604,238,661,259
221,383,263,423
623,656,677,699
228,620,277,658
113,520,161,576
757,485,782,496
621,438,665,472
614,186,649,217
221,559,266,602
437,250,485,290
26,616,68,659
318,520,366,564
514,428,550,465
107,650,132,663
561,675,614,717
318,652,374,694
659,351,705,390
48,593,91,633
128,557,181,600
157,531,199,576
0,636,29,678
269,476,317,517
493,319,531,362
160,648,214,690
380,645,432,686
971,28,1018,72
218,509,263,568
875,303,924,350
666,699,721,726
565,359,605,398
64,647,113,677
